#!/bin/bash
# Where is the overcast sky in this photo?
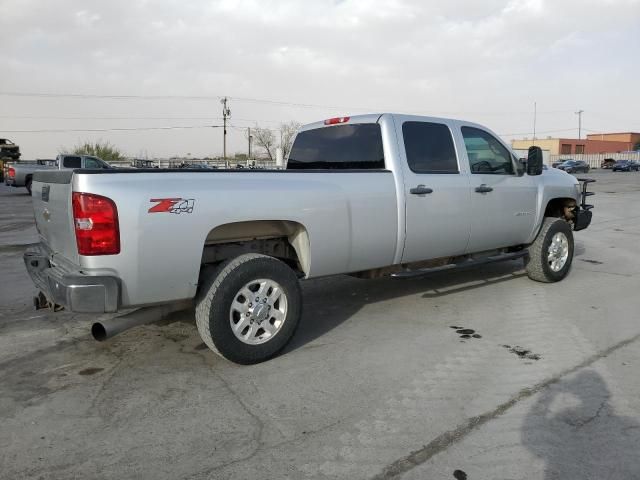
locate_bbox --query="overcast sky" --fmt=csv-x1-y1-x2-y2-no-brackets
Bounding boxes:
1,0,639,159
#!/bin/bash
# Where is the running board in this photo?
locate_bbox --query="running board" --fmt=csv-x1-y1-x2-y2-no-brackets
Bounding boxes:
391,251,527,279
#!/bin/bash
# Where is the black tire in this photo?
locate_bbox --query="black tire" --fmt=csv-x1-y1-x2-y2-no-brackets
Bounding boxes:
25,177,32,196
195,253,302,364
525,217,574,283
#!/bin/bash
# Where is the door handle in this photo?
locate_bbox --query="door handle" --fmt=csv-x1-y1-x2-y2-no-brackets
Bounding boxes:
410,185,434,195
475,184,493,193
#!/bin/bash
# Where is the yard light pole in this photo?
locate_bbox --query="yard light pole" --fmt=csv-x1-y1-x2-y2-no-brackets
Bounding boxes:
575,109,584,140
533,101,537,145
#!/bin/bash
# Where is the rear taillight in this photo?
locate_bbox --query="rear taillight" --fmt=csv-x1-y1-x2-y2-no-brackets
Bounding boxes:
8,167,15,178
324,116,350,125
72,192,120,255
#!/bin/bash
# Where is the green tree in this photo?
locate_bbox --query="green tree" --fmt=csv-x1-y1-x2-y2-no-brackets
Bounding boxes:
67,140,126,162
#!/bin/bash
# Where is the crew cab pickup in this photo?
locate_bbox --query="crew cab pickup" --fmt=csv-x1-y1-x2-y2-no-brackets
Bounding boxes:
24,114,594,364
5,154,112,195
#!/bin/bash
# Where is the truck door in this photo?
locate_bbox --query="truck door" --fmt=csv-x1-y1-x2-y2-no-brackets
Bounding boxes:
399,120,472,263
458,125,538,252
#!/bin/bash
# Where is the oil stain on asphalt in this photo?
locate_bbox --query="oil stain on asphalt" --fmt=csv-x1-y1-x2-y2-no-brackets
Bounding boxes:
450,326,482,340
453,469,468,479
580,259,604,265
78,367,104,376
502,345,541,361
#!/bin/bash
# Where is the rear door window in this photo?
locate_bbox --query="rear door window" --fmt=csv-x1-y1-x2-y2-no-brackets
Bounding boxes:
287,124,384,170
402,122,458,174
62,156,82,168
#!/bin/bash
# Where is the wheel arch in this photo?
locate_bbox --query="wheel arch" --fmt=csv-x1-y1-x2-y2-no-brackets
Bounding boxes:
544,197,577,220
202,220,311,276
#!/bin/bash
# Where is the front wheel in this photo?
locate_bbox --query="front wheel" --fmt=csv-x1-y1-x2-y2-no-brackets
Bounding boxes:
195,254,302,364
525,217,574,283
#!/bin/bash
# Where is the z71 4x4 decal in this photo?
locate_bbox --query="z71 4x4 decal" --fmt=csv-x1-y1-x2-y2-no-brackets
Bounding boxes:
148,198,195,214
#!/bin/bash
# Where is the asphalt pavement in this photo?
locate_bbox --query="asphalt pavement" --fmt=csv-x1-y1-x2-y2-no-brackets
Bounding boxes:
0,170,639,480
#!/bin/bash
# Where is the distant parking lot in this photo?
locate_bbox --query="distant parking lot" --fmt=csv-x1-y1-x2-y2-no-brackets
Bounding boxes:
1,170,639,479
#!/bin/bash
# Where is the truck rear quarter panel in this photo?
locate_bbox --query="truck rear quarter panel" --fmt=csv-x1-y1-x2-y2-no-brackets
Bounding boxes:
74,170,398,307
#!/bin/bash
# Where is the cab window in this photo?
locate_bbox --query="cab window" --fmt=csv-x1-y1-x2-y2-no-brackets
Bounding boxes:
461,127,515,175
84,157,103,169
62,156,82,168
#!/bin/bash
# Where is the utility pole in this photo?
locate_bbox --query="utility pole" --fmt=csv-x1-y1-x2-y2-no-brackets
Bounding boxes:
533,101,537,145
575,109,584,139
221,97,231,160
247,127,252,159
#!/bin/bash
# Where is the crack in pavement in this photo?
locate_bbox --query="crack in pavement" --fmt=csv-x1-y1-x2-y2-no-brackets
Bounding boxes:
564,398,608,428
371,331,640,480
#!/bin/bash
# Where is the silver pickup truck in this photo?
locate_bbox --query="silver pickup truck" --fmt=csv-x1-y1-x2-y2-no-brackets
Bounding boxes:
5,154,112,195
24,113,594,364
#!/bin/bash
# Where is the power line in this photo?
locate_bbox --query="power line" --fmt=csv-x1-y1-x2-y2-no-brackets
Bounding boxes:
1,125,222,133
0,114,285,124
0,90,577,116
497,128,578,137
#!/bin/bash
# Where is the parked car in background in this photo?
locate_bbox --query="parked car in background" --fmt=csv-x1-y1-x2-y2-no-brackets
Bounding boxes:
612,160,640,172
179,163,215,169
601,158,616,169
5,154,112,194
612,160,638,172
551,159,569,168
133,159,158,169
556,160,590,174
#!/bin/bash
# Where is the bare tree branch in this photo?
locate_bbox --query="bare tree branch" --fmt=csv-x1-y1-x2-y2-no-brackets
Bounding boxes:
251,127,275,161
280,121,302,159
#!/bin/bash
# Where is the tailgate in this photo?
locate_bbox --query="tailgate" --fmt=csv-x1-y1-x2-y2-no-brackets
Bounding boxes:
32,170,79,264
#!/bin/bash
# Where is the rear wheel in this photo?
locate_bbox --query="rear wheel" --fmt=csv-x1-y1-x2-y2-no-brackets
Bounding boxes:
25,177,32,195
525,217,574,283
195,254,302,364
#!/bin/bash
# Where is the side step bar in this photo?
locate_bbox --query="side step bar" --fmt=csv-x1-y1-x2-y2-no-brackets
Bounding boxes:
391,250,527,279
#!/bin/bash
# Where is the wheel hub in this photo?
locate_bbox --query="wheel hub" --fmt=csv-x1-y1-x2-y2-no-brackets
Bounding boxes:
229,278,288,345
547,232,569,272
251,302,270,323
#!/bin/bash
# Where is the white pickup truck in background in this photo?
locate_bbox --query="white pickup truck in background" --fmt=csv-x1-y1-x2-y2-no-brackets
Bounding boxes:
5,154,112,194
24,113,594,364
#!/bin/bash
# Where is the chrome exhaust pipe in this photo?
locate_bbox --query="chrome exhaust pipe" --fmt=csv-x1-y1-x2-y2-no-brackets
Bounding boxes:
91,301,191,341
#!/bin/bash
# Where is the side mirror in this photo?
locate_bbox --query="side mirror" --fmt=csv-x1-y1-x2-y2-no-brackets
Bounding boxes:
516,157,527,176
527,146,544,176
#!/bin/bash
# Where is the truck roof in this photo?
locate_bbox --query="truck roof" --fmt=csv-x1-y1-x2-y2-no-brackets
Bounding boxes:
298,113,476,133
